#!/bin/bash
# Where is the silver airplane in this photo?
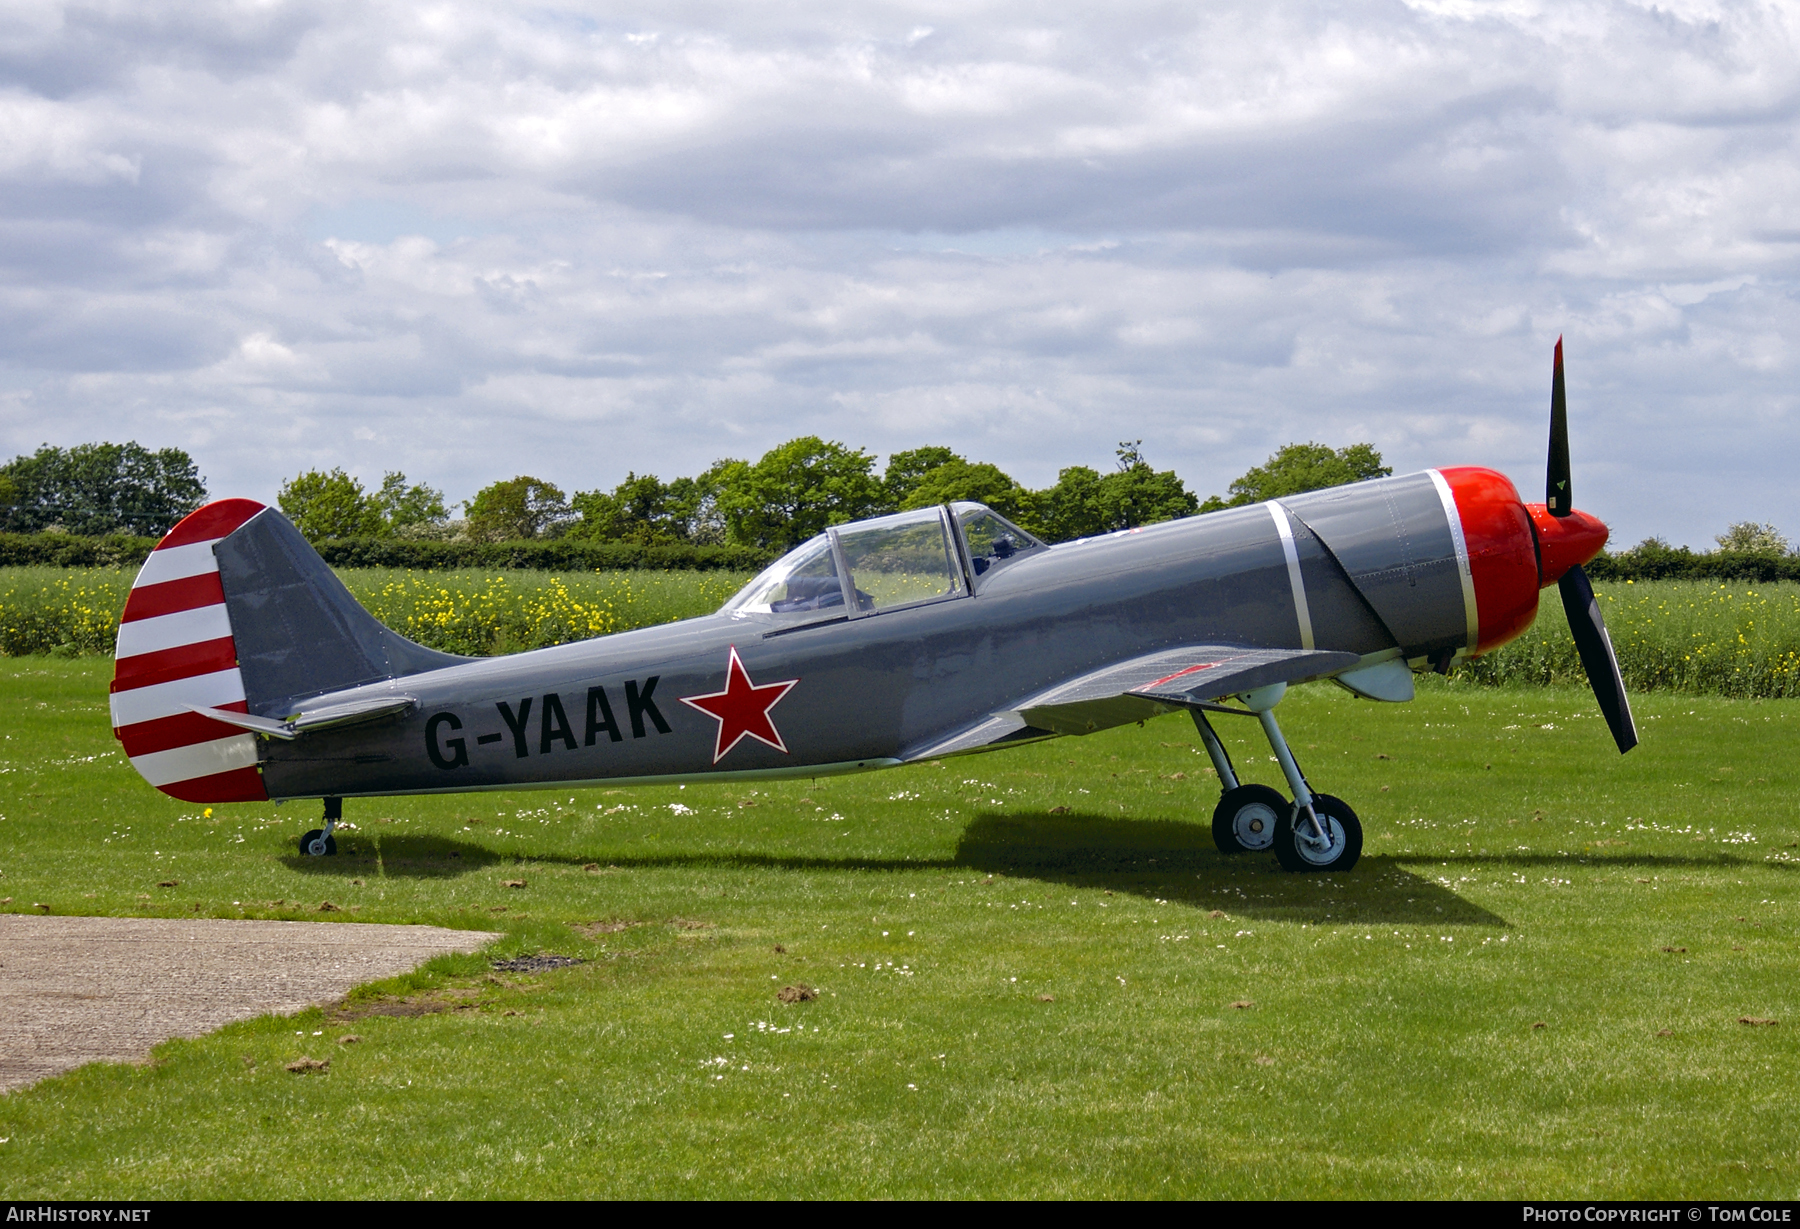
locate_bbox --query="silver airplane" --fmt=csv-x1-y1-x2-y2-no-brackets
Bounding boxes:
110,345,1631,873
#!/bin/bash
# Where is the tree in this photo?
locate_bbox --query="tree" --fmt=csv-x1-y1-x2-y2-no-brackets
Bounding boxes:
278,469,384,541
570,473,681,544
1203,441,1391,511
375,473,448,531
899,459,1036,525
465,476,573,542
0,442,207,537
665,467,735,546
570,464,742,545
567,489,625,542
1095,441,1198,530
1715,522,1788,554
716,438,885,551
1028,444,1198,542
882,446,963,510
1032,465,1106,542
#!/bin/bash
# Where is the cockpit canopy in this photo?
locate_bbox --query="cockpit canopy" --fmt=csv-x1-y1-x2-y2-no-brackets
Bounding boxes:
723,502,1044,616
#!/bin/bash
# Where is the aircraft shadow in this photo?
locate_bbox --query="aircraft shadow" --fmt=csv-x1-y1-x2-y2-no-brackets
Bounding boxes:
277,816,1529,925
280,834,506,878
954,812,1509,928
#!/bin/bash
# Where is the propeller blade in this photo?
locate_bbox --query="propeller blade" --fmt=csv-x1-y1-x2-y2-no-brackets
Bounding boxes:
1559,563,1637,753
1546,336,1571,517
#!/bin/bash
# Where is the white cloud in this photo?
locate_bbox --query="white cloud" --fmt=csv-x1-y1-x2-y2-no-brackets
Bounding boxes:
0,0,1794,546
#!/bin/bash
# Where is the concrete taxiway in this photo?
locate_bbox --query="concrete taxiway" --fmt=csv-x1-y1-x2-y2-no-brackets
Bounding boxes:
0,914,491,1093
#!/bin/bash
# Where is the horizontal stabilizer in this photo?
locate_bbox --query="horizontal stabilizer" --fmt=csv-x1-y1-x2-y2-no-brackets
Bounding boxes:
289,695,418,733
187,695,417,741
186,706,296,739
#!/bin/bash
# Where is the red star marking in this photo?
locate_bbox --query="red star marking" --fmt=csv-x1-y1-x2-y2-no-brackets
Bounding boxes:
679,647,799,764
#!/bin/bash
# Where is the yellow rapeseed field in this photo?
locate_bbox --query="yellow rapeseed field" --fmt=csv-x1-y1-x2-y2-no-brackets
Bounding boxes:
0,567,751,660
352,568,747,656
0,571,128,657
1453,580,1800,698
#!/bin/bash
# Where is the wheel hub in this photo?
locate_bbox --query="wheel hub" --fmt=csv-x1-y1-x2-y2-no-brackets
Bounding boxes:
1294,816,1347,866
1232,803,1278,851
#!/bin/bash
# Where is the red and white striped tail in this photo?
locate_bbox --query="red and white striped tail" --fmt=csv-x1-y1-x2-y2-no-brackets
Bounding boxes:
110,499,270,805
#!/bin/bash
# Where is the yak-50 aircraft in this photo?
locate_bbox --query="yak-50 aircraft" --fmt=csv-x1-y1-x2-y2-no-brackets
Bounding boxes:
110,343,1633,873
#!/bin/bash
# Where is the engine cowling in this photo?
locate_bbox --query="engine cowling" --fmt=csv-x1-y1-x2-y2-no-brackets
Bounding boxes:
1436,465,1610,657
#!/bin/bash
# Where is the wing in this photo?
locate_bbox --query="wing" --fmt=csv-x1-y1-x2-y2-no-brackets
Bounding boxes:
903,645,1361,759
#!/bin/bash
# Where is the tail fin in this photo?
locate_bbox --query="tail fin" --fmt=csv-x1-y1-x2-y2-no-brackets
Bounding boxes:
111,500,467,803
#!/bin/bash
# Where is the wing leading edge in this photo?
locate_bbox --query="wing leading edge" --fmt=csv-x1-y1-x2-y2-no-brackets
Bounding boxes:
903,645,1362,760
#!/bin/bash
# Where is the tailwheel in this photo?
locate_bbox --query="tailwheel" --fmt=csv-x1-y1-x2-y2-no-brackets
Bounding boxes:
1212,783,1287,854
299,829,336,857
301,797,342,857
1273,793,1362,873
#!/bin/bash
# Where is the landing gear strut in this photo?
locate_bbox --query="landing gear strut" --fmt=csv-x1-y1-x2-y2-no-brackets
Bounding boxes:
299,797,341,858
1195,710,1282,852
1193,687,1361,872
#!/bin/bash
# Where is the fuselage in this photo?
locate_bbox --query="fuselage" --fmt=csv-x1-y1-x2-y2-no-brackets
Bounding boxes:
250,465,1586,802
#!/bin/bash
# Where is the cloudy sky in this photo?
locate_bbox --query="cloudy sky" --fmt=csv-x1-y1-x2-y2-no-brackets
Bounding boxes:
2,0,1795,547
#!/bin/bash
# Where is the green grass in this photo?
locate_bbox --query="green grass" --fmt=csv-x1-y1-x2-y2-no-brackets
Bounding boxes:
2,659,1798,1197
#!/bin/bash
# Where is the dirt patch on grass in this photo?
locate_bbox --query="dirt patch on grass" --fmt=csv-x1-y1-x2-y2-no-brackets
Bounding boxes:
574,919,640,938
331,986,489,1022
491,955,585,973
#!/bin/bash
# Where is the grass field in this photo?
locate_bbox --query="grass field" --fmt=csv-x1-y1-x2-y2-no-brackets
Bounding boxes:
1,658,1797,1198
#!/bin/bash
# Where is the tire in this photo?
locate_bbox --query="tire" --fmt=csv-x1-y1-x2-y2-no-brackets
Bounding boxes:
1273,794,1362,873
1212,784,1288,854
299,829,337,857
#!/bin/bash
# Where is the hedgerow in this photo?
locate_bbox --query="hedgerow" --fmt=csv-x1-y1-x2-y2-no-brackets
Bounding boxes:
0,532,772,573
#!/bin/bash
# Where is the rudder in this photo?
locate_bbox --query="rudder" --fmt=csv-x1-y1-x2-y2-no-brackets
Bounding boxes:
111,500,269,803
111,500,469,803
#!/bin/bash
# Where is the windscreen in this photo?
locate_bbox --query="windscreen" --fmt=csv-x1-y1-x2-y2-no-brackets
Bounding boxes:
722,534,844,614
953,503,1044,577
834,508,960,612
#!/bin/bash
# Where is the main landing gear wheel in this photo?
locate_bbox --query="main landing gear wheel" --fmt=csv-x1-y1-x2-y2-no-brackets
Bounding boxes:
1273,793,1362,873
299,829,336,857
1212,784,1287,853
